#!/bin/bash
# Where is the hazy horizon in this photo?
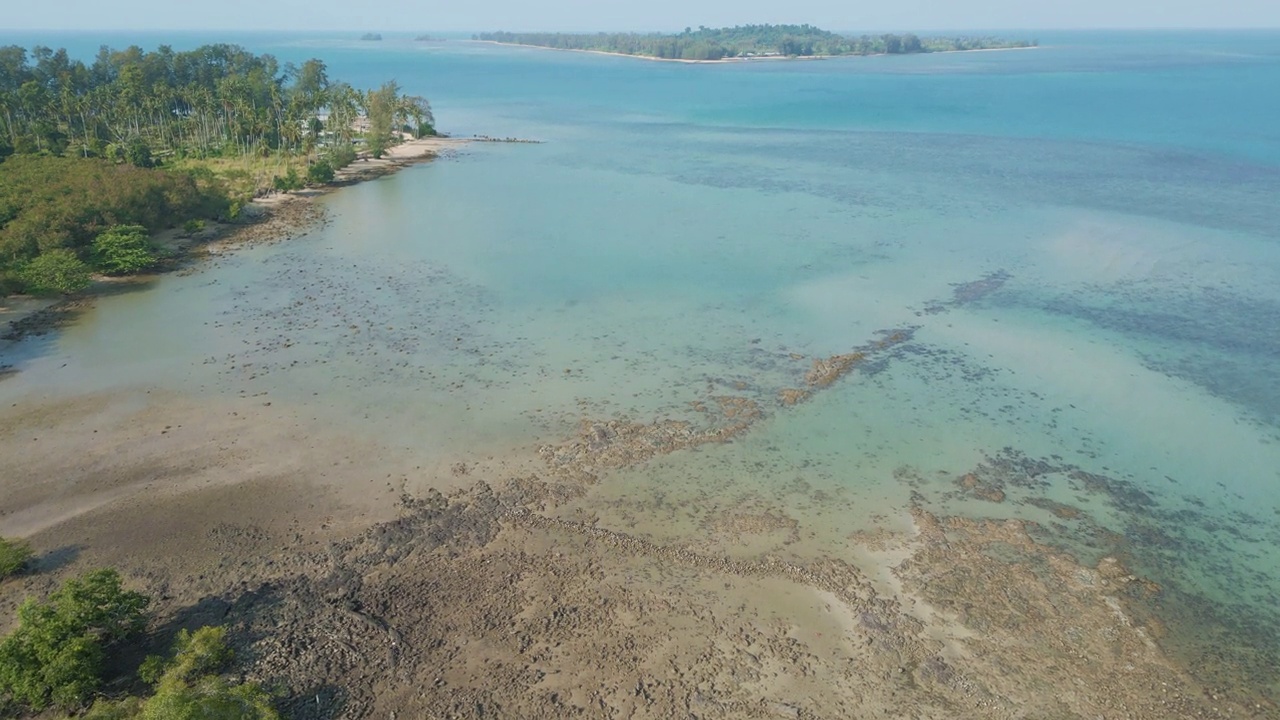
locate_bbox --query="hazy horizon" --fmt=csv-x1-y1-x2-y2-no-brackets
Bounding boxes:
4,0,1279,33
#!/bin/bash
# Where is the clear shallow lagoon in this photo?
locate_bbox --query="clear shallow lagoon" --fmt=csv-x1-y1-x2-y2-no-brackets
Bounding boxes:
4,30,1280,698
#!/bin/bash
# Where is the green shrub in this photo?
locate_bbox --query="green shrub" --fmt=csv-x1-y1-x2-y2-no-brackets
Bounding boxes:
53,626,276,720
151,627,233,687
0,156,228,267
306,159,335,185
181,219,205,236
140,626,277,720
0,569,150,710
327,144,356,170
91,225,157,275
0,537,33,579
125,139,154,169
270,167,302,192
141,675,278,720
80,696,144,719
19,250,92,294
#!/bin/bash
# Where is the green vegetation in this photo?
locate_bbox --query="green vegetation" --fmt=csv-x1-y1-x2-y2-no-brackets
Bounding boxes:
0,569,275,718
476,24,1036,61
0,154,222,293
0,537,32,579
79,626,278,720
0,42,438,295
270,166,303,192
364,81,398,158
0,569,149,710
17,249,92,294
306,158,335,185
92,225,158,275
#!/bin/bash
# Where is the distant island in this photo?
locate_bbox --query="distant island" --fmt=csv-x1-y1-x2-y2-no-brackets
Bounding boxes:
475,24,1036,61
360,33,383,41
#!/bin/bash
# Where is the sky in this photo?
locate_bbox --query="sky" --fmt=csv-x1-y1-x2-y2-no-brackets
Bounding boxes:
3,0,1279,32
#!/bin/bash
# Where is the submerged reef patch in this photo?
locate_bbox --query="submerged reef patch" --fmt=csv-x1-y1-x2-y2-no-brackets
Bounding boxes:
912,448,1280,708
921,269,1011,315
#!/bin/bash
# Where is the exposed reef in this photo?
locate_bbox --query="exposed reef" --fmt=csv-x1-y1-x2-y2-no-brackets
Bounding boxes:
122,480,1264,719
905,448,1280,709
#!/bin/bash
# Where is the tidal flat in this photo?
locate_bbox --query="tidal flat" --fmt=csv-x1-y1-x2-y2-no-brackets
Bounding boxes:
3,30,1280,718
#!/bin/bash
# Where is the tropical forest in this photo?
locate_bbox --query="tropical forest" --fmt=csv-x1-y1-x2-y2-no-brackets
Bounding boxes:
0,43,434,294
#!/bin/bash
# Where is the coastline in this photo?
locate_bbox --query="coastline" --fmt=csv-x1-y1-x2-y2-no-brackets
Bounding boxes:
469,39,1038,64
0,318,1267,718
0,136,472,348
1,55,1273,719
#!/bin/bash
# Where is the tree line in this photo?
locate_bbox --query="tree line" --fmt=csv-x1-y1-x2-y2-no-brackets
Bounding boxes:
0,43,437,295
0,43,433,164
476,24,1036,61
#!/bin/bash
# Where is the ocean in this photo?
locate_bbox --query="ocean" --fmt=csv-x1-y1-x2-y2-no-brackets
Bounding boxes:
3,29,1279,699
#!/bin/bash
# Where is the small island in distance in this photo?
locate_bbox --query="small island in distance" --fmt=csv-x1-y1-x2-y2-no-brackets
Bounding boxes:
476,24,1036,61
360,33,383,41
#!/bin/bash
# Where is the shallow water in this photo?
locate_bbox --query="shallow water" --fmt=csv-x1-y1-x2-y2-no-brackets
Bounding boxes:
4,29,1280,699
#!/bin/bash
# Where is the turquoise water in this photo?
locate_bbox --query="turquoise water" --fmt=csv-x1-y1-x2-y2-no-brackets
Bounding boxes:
3,30,1280,697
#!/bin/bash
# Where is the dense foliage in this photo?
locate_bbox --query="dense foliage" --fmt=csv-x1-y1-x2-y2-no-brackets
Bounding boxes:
79,626,279,720
0,155,222,292
0,538,32,579
17,249,92,294
0,569,275,718
0,569,149,710
0,42,438,294
477,24,1036,60
91,225,158,275
0,43,433,163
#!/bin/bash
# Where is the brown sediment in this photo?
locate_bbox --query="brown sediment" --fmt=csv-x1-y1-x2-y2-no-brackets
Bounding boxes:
777,388,809,406
537,412,755,483
925,449,1280,710
804,352,864,387
1025,496,1083,519
6,254,1271,718
540,327,918,481
1,386,1273,717
893,504,1262,718
537,396,764,482
710,394,760,420
955,472,1006,503
42,479,1252,720
786,328,914,394
199,195,330,255
0,297,92,344
703,505,801,545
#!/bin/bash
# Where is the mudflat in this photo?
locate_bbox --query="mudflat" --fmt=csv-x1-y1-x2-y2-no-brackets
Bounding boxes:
0,151,1270,719
0,358,1266,718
